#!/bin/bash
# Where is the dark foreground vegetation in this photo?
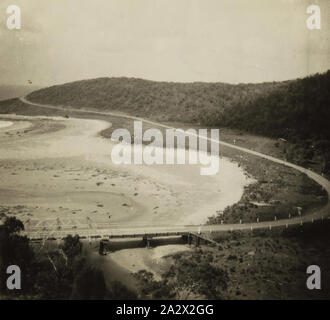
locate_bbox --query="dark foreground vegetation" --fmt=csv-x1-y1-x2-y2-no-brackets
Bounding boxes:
1,216,329,300
0,217,135,300
133,221,330,300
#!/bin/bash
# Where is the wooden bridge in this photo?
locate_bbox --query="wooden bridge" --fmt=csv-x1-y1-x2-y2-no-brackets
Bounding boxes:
23,208,329,245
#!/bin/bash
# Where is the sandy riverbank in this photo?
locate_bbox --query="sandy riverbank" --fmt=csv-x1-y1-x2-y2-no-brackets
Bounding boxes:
108,244,192,280
0,114,252,229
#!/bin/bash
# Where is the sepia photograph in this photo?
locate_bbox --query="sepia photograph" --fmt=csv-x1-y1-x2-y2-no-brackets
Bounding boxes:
0,0,329,306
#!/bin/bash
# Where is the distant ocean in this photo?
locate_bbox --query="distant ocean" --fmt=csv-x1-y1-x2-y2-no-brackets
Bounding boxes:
0,85,40,101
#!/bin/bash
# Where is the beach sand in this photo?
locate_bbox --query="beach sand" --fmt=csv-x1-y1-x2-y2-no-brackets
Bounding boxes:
109,244,192,280
0,114,252,229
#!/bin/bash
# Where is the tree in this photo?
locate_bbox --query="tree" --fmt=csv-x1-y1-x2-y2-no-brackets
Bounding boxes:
70,265,106,300
164,256,228,299
108,281,137,300
0,218,34,295
4,216,24,234
61,235,82,261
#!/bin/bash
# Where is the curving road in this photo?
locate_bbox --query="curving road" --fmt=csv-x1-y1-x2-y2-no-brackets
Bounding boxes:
19,97,330,239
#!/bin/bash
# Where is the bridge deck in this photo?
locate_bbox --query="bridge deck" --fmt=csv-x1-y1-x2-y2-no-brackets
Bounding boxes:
24,211,329,241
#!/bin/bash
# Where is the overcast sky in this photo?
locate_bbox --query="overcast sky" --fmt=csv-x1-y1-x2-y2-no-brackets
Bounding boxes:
0,0,329,86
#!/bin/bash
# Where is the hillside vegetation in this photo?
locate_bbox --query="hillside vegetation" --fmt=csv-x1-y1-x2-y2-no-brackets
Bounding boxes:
134,221,330,299
27,77,285,125
27,72,329,141
26,71,330,174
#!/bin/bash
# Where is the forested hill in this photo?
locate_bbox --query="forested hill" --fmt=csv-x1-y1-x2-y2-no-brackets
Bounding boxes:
27,71,330,142
222,71,330,142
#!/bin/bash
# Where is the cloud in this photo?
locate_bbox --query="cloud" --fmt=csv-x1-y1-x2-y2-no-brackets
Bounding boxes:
0,0,329,86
